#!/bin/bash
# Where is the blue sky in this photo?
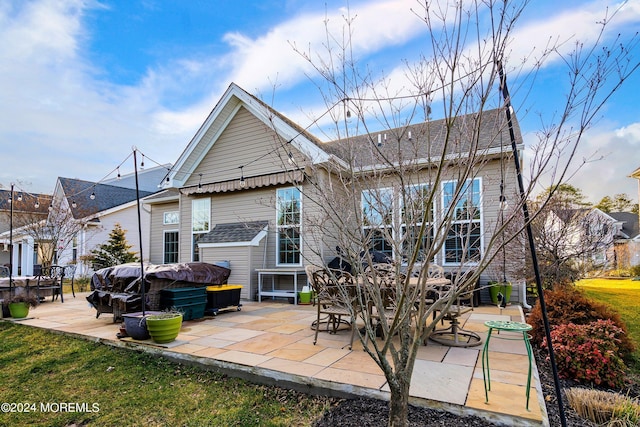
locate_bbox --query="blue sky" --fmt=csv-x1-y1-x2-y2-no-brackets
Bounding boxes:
1,0,639,204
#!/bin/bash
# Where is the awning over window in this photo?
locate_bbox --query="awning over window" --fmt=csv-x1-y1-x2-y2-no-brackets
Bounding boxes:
181,170,304,195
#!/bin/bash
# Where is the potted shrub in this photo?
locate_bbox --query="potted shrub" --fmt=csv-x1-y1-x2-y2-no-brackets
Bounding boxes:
4,294,40,319
121,310,163,340
145,311,183,344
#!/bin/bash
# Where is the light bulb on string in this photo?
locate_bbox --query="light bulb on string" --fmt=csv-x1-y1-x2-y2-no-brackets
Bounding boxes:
17,193,22,202
90,191,96,200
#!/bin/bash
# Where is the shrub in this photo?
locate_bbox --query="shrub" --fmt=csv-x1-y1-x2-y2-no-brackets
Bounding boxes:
542,320,627,388
565,387,640,426
528,284,635,358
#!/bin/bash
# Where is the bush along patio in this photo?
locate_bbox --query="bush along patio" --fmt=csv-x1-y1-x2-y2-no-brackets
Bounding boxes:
527,282,640,426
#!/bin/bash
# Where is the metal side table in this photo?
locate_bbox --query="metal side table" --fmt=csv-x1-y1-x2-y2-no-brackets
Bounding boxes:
482,320,533,410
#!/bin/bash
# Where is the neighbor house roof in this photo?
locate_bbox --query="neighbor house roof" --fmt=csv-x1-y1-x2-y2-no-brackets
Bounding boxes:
0,189,52,234
58,177,155,220
103,163,172,193
609,212,640,239
0,189,52,214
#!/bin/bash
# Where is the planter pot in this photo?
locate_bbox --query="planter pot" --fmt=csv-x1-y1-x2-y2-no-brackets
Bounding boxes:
145,313,183,344
8,302,30,319
489,282,512,304
122,311,162,340
298,291,312,305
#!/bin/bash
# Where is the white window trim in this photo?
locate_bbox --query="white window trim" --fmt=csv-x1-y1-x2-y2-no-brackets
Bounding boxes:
275,186,303,267
441,177,483,266
163,211,179,225
191,198,211,262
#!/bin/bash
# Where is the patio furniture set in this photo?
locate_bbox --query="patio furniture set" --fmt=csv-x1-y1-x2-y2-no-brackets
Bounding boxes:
305,262,483,349
0,264,76,303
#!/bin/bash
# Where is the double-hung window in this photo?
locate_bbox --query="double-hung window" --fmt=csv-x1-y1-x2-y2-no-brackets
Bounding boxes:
276,187,302,265
191,198,210,262
443,178,482,264
361,188,394,259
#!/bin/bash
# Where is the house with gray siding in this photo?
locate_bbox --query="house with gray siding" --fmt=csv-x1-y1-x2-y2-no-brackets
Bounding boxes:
151,83,526,303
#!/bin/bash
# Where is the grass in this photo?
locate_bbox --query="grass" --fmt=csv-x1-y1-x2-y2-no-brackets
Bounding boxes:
576,278,640,374
0,322,330,427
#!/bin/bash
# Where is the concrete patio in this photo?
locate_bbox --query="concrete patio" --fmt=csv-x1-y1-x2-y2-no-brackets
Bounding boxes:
5,292,547,426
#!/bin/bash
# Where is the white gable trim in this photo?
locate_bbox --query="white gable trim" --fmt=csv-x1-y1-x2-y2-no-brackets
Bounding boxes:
166,83,332,189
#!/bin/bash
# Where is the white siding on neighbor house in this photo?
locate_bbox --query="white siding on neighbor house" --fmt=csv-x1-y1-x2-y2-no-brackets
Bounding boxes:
57,205,150,277
149,201,180,264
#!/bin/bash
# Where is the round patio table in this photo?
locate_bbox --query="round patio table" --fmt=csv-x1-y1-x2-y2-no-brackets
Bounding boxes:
481,320,533,410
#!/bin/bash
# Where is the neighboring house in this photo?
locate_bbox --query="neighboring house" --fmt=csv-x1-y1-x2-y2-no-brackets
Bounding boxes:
609,211,640,269
50,177,156,276
0,189,52,276
147,83,525,302
540,207,639,272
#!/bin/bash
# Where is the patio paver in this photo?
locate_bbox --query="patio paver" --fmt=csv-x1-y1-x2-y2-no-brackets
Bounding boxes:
5,292,547,426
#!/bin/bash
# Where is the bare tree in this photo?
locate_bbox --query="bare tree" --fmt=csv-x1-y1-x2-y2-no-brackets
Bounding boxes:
12,201,90,268
284,1,638,425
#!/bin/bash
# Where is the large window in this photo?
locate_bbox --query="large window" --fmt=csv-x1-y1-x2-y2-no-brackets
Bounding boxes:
276,187,301,265
362,188,394,258
402,184,435,262
362,185,435,262
443,178,482,264
192,198,210,261
164,231,179,264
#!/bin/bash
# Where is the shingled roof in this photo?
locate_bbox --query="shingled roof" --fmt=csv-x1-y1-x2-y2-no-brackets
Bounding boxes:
58,177,155,219
321,108,521,169
609,212,640,239
198,221,269,245
0,189,52,214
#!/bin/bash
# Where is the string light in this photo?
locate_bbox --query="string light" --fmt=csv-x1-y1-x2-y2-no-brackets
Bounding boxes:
239,166,246,188
17,193,22,202
71,200,77,209
34,199,40,209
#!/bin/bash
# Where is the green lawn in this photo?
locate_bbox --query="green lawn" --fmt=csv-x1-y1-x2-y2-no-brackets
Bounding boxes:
0,322,330,427
576,278,640,371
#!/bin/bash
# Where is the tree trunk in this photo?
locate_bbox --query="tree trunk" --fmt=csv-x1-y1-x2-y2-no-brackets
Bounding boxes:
388,377,410,427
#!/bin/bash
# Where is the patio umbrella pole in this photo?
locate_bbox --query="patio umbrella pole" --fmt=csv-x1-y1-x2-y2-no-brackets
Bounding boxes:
133,149,146,316
498,61,567,426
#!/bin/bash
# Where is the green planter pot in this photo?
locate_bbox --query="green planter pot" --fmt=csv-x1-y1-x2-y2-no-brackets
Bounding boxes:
145,313,183,344
8,302,30,319
489,282,512,304
298,291,312,305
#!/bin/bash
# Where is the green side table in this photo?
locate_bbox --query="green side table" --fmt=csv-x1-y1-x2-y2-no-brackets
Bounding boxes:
482,320,533,410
